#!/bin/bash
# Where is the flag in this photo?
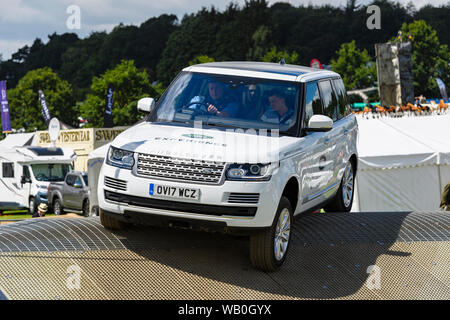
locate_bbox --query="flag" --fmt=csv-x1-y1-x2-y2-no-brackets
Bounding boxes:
0,81,12,133
104,86,114,128
436,78,448,101
38,90,51,125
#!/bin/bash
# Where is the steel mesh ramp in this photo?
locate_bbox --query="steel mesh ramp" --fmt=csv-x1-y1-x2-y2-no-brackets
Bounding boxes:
0,211,449,300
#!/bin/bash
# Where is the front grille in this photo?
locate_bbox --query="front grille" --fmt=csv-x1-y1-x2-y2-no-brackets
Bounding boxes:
228,193,260,204
137,153,225,184
104,176,127,191
104,190,257,217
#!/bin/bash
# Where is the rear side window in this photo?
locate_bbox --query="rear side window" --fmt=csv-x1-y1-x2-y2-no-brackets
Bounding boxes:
304,82,323,127
332,78,350,118
318,80,338,121
2,163,14,178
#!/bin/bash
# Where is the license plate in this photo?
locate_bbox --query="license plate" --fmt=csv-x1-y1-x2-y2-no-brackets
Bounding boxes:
149,183,200,201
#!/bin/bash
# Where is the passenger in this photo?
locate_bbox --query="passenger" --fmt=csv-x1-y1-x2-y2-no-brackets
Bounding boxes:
33,203,48,218
205,81,238,117
260,89,295,125
239,84,263,120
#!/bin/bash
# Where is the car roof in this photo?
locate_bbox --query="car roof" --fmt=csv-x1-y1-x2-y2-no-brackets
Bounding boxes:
183,61,339,82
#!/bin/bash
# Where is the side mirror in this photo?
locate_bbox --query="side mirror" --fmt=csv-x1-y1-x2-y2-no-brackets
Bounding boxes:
307,115,333,132
21,176,31,184
137,97,156,113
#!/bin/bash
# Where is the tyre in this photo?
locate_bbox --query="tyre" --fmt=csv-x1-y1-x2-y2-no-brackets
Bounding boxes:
99,208,126,230
28,197,36,215
249,196,293,272
82,199,90,217
53,198,63,215
324,160,355,213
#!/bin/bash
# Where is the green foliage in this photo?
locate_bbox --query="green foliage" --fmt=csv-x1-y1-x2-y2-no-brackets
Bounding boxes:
396,20,450,97
247,25,273,61
80,60,158,127
331,41,377,90
189,55,215,66
157,0,271,85
261,47,300,64
7,67,75,131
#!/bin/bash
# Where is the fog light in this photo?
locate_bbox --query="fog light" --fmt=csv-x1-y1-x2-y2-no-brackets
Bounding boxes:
249,164,261,175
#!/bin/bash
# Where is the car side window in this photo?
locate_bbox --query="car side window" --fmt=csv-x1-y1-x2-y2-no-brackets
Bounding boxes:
332,78,350,119
318,80,338,121
66,175,75,186
304,82,323,128
74,177,82,187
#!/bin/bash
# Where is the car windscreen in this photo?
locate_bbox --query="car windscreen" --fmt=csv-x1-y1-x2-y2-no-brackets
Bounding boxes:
150,72,300,135
31,163,73,182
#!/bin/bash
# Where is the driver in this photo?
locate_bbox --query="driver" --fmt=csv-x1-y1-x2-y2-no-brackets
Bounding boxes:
189,81,238,118
206,81,238,117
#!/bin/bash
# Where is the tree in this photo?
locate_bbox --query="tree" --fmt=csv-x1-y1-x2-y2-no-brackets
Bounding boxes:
189,55,215,65
331,41,377,90
396,20,450,97
262,47,300,64
7,67,76,131
80,60,158,127
247,25,273,61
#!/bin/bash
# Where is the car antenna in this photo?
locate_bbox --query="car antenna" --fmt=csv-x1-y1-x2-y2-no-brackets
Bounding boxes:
279,58,286,65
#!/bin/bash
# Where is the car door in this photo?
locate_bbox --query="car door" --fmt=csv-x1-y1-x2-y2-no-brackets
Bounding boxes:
316,79,340,196
331,78,356,182
63,174,76,208
297,81,330,207
72,176,84,210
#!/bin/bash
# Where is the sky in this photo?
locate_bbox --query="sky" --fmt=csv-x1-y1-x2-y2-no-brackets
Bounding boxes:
0,0,448,60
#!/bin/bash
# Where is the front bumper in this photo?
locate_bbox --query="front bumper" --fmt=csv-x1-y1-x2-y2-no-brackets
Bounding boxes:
36,192,49,204
98,164,282,228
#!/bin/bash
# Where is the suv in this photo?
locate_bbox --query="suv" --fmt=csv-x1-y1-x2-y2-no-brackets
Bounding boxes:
98,62,358,271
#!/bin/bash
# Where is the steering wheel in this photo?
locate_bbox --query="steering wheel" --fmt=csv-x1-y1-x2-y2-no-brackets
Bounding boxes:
36,173,48,181
184,101,211,119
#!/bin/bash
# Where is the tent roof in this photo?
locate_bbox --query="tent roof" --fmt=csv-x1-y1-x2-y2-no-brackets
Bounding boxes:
357,114,450,170
0,133,34,148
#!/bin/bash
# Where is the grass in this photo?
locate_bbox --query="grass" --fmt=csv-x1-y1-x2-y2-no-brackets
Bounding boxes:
0,213,56,220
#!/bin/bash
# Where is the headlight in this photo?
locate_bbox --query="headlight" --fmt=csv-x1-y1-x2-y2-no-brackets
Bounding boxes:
226,163,272,181
106,146,135,170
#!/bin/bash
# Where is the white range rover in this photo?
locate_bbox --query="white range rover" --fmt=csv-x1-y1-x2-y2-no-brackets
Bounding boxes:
98,62,358,271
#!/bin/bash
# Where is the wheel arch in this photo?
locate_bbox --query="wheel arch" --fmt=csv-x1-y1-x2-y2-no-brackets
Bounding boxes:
281,176,300,213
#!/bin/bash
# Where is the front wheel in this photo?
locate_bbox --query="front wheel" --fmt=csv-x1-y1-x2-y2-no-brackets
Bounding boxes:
82,199,90,217
249,196,293,272
29,197,36,215
324,160,355,213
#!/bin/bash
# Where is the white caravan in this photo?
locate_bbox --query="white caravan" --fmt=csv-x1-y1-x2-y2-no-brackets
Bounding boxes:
0,146,76,212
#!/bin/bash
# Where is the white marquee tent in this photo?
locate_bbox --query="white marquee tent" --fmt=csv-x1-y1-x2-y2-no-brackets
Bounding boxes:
352,113,450,212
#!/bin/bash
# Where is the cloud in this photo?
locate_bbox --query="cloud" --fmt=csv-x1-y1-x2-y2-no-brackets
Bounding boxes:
0,39,32,60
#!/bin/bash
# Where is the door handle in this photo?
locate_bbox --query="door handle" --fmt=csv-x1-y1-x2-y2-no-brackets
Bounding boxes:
324,138,330,145
343,129,350,134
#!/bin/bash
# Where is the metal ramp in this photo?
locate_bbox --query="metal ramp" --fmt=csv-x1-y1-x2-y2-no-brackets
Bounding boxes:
0,211,449,300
